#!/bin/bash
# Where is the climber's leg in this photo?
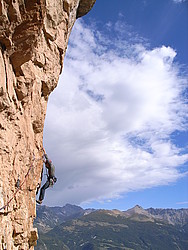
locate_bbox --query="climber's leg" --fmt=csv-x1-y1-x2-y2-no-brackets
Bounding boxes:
37,179,50,204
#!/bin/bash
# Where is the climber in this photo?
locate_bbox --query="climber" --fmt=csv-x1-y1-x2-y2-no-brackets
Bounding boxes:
36,151,57,204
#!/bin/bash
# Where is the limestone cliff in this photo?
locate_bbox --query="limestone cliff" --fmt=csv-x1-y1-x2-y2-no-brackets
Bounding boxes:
0,0,95,249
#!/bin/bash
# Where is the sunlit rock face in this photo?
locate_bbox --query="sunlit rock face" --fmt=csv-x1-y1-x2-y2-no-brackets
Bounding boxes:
0,0,95,249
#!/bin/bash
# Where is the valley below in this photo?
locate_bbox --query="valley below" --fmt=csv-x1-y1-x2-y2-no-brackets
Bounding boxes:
34,204,188,250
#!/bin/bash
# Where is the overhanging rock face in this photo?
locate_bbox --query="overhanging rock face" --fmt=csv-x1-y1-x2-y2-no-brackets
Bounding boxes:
77,0,96,18
0,0,95,249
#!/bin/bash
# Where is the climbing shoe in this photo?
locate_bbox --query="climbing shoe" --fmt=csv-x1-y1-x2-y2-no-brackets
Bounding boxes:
36,200,42,205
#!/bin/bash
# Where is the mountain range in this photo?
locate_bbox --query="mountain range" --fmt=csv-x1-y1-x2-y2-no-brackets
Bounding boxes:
34,204,188,250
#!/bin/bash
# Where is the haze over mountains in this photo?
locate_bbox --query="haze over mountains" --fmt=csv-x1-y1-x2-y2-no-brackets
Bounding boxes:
35,204,188,250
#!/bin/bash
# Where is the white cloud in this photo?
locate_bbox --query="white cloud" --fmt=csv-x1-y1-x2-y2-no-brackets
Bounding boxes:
43,20,188,206
173,0,187,3
176,201,188,205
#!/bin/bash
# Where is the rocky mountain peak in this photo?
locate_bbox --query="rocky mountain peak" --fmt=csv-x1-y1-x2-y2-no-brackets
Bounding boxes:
125,205,148,215
34,204,188,249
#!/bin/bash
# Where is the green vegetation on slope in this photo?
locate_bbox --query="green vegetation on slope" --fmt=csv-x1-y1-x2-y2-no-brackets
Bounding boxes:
36,209,188,250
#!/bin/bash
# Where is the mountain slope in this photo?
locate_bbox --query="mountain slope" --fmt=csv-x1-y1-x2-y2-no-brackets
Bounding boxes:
146,207,188,226
35,204,86,233
35,205,188,250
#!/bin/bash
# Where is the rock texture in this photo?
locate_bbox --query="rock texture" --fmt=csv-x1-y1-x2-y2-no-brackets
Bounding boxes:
147,207,188,226
0,0,95,249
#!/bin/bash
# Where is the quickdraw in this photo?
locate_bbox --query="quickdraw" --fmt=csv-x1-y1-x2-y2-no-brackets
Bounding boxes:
0,153,43,212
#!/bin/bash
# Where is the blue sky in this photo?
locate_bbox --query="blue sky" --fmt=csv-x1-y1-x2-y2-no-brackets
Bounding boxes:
43,0,188,210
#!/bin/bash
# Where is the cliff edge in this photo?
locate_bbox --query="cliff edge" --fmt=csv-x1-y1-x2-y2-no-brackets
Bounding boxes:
0,0,95,249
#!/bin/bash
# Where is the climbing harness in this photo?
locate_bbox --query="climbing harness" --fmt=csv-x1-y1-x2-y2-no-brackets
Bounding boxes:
0,152,43,212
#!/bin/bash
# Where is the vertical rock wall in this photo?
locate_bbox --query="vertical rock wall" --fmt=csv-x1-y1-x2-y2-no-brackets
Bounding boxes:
0,0,95,249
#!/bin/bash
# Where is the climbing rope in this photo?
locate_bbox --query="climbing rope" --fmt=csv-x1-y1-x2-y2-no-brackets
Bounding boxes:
0,152,43,212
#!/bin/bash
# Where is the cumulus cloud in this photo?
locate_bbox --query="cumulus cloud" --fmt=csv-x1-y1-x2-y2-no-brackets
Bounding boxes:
43,20,188,206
